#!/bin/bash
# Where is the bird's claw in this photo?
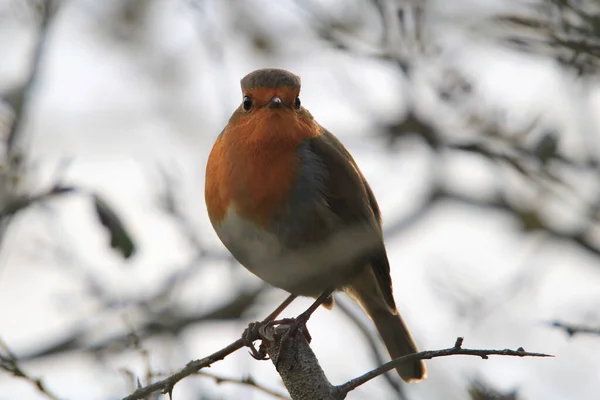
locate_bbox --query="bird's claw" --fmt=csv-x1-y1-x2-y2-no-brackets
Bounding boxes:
242,308,316,365
242,321,269,360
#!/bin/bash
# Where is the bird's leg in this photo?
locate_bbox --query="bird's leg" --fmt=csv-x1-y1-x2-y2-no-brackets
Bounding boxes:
293,289,334,336
242,321,268,360
242,293,297,360
271,289,334,366
265,293,298,321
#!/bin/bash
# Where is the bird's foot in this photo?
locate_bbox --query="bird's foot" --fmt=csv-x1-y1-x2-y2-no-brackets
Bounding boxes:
268,311,316,367
242,321,269,360
270,317,312,344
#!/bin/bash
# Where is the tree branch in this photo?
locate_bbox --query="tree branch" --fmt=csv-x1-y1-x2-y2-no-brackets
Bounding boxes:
6,0,58,153
261,323,341,400
0,338,60,400
0,185,75,218
122,337,249,400
122,301,276,400
21,288,264,362
335,337,552,396
550,320,600,337
124,313,552,400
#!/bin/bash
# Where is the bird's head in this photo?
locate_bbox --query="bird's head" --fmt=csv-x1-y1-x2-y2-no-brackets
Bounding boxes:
225,68,320,144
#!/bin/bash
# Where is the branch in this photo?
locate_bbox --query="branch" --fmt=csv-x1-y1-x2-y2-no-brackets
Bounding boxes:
20,288,264,361
549,321,600,337
261,323,341,400
0,185,75,218
335,337,553,396
6,0,58,152
122,300,276,400
124,313,552,400
0,338,60,400
122,337,249,400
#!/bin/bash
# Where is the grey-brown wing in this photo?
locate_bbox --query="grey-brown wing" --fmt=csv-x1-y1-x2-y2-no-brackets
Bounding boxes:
305,128,396,310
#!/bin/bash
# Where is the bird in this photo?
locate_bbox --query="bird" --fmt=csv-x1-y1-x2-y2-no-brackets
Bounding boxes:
205,68,426,382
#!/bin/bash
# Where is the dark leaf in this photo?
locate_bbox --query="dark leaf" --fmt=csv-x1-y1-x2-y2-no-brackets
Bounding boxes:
93,194,135,259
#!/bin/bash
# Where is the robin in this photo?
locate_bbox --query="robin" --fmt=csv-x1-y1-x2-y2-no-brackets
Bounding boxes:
205,68,426,382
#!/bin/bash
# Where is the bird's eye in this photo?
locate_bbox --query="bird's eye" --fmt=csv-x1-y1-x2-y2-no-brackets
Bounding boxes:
294,97,301,110
243,96,252,111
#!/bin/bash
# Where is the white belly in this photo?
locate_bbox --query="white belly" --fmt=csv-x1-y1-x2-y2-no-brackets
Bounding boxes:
214,209,380,297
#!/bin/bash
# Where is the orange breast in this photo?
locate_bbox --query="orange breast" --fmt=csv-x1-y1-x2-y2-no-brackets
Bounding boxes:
205,109,320,229
205,134,230,224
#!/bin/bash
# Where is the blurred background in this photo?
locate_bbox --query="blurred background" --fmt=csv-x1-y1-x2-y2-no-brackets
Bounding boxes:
0,0,599,399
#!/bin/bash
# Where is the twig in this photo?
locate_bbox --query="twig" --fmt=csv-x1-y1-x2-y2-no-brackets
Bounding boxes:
0,0,60,251
549,321,600,337
195,371,290,400
6,0,57,152
122,337,249,400
0,338,61,400
335,337,553,396
121,293,295,400
0,185,75,218
122,316,155,389
20,288,264,361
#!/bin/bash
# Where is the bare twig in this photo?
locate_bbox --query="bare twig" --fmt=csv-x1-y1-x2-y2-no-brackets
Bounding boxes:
122,337,250,400
335,337,553,396
0,0,60,251
125,309,552,400
122,293,296,400
20,288,264,361
0,185,75,218
549,321,600,337
122,316,155,390
195,371,290,400
0,338,61,400
6,0,58,152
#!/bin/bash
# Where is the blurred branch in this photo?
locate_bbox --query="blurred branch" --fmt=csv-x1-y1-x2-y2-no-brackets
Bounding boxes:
0,184,75,218
195,371,290,400
379,105,600,258
491,0,600,75
468,378,519,400
20,287,264,361
0,338,60,400
0,0,60,253
5,0,58,152
430,239,544,324
549,320,600,337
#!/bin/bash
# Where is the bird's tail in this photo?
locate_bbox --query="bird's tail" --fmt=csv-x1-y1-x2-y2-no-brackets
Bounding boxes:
346,273,426,382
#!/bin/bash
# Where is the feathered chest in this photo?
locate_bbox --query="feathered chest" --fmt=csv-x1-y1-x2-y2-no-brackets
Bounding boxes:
206,134,330,240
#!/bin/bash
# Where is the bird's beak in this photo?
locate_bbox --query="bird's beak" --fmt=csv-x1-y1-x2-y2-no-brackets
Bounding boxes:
268,96,283,108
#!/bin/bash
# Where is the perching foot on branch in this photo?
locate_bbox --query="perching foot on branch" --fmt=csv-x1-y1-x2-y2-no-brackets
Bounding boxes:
242,321,269,360
268,290,334,366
